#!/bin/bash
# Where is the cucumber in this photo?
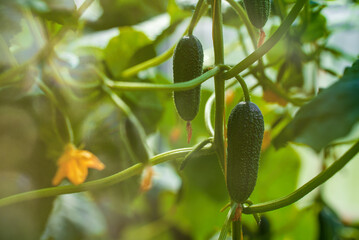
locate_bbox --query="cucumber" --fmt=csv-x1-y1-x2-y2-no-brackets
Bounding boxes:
124,118,149,164
226,101,264,203
173,34,203,121
243,0,271,29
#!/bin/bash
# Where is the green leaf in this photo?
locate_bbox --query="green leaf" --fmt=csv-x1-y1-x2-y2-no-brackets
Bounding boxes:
273,59,359,152
41,192,108,240
105,28,153,78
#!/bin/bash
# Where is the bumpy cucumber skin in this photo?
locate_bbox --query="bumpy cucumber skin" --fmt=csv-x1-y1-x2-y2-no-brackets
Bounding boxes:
243,0,271,29
227,101,264,203
173,35,203,121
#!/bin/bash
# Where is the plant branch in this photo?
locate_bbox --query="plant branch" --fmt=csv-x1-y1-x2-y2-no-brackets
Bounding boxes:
234,75,250,102
103,66,222,91
0,147,215,208
243,140,359,214
222,0,307,80
188,0,205,35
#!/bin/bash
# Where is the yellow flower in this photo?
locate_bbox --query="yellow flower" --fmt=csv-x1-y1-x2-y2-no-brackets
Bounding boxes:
52,144,105,186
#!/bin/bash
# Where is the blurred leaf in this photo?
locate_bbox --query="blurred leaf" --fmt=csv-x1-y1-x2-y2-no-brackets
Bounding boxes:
105,28,153,78
41,192,108,240
222,4,243,28
252,146,301,202
300,10,329,43
31,0,77,24
281,58,304,90
89,0,167,30
167,0,190,24
182,151,227,202
266,25,286,67
274,207,318,240
172,167,228,240
273,59,359,152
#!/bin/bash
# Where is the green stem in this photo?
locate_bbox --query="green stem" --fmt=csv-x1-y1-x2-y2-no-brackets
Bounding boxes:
204,71,256,137
104,66,222,91
120,44,176,78
180,137,213,170
234,75,250,102
232,219,242,240
188,0,205,35
243,140,359,214
0,147,215,208
222,0,307,80
212,0,225,174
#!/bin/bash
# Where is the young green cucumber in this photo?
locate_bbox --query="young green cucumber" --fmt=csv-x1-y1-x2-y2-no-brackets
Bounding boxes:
243,0,271,29
226,101,264,203
173,34,203,122
124,118,149,164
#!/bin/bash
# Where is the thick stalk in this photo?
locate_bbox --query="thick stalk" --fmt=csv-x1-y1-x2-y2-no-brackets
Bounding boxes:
232,219,243,240
212,0,225,173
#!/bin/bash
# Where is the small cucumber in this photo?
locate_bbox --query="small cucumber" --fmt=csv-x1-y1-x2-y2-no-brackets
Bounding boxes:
243,0,271,29
226,101,264,203
173,34,203,121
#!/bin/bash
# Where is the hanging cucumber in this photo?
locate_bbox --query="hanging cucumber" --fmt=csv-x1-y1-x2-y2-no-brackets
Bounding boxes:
243,0,271,29
226,101,264,203
173,34,204,143
243,0,271,46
